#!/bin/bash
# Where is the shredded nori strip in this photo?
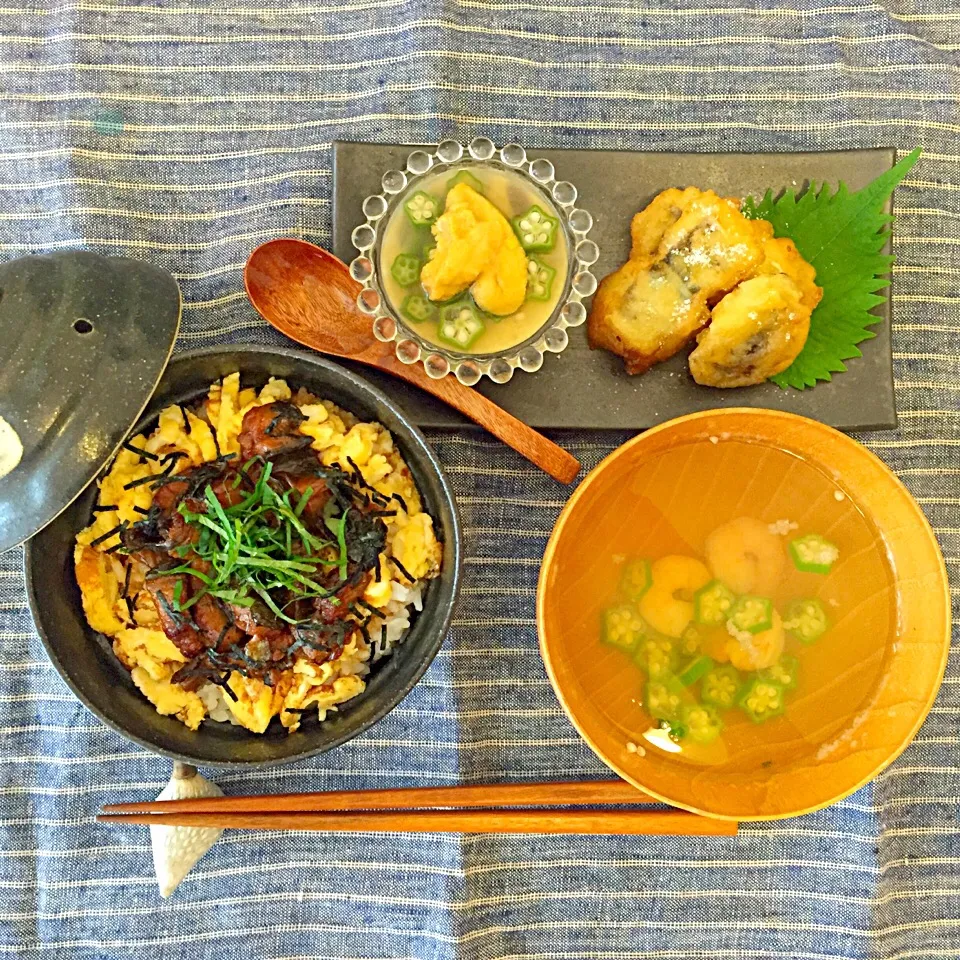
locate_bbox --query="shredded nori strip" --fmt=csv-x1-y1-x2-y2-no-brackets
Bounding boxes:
180,405,192,434
345,456,389,506
374,553,382,582
90,523,126,547
211,429,221,459
217,674,239,700
132,505,149,515
122,441,159,462
124,596,135,621
391,493,408,513
161,451,189,465
158,457,179,478
391,556,415,584
104,542,123,555
92,504,118,513
344,456,365,480
123,473,168,490
355,598,386,620
156,590,190,629
121,563,132,598
283,707,305,714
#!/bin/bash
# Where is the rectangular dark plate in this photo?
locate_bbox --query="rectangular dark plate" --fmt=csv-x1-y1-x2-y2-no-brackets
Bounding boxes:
333,143,897,432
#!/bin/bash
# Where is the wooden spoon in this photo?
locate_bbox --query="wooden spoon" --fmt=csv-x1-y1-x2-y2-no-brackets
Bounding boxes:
244,238,580,484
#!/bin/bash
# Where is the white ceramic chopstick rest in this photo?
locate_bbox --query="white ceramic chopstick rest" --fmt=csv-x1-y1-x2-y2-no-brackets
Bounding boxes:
150,762,223,897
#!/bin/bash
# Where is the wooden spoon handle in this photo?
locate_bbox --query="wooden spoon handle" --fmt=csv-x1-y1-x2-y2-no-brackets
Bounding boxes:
381,355,580,484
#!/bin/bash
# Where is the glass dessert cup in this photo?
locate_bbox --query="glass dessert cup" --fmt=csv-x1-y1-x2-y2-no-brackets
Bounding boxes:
350,137,599,386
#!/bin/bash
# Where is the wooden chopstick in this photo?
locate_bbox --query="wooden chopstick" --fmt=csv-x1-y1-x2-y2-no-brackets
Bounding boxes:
97,780,737,836
101,779,652,815
97,808,736,836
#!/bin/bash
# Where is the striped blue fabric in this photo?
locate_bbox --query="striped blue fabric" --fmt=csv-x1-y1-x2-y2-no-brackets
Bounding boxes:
1,1,958,957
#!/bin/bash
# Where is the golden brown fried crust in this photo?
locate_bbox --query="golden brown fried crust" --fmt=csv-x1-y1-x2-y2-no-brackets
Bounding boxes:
588,259,710,375
750,235,823,311
688,274,812,388
629,187,764,299
590,187,767,375
628,187,693,260
589,186,821,384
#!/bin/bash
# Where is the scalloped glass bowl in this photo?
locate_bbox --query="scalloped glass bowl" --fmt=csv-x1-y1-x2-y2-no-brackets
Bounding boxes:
350,137,598,386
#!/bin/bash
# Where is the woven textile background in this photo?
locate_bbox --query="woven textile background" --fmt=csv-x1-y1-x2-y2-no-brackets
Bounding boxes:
0,2,958,958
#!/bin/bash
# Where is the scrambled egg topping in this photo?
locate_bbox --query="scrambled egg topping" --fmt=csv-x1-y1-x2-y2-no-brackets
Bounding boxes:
420,182,527,316
74,374,442,734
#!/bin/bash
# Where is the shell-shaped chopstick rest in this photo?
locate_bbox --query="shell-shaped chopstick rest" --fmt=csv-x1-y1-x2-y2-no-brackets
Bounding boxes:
151,762,223,898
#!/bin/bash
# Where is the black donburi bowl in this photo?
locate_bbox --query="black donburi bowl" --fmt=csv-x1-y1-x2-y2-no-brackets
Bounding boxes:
25,346,460,768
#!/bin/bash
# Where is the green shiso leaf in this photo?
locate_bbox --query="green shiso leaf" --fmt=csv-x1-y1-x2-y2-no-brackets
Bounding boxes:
742,147,920,390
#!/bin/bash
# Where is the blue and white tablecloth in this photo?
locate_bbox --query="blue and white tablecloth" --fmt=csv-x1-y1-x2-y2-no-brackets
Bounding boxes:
0,2,958,957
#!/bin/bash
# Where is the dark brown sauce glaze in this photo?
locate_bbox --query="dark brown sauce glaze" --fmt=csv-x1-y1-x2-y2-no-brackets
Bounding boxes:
119,401,388,689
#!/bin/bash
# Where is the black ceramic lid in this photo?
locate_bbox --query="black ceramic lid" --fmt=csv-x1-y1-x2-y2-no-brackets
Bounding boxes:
0,251,181,553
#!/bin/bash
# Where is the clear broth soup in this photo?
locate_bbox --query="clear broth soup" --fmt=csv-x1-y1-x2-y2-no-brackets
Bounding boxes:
378,164,569,355
555,438,897,771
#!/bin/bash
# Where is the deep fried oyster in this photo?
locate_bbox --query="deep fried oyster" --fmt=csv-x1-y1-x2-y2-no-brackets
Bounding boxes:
587,259,710,375
589,188,765,375
688,227,824,388
589,186,822,386
628,187,765,296
689,274,813,388
750,231,823,311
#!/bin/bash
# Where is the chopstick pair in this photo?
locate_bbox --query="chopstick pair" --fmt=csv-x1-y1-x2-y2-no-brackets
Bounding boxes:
99,780,737,836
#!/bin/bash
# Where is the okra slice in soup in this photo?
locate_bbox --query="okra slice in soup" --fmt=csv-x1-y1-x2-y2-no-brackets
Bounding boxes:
788,533,839,574
526,257,556,301
404,191,439,227
601,603,645,653
391,253,423,288
783,598,829,643
400,294,437,325
645,675,685,724
693,580,736,626
760,655,800,691
437,303,486,349
680,702,723,744
728,595,774,635
634,633,677,680
512,205,559,252
737,676,786,724
447,170,484,194
701,665,742,710
620,558,652,601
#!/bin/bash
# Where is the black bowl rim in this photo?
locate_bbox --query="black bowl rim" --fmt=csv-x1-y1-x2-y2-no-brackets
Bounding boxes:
24,345,461,768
